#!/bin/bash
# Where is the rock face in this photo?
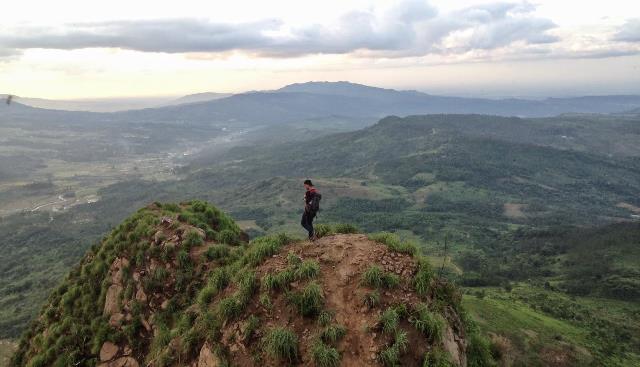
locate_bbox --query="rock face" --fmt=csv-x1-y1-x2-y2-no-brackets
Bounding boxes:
443,326,467,366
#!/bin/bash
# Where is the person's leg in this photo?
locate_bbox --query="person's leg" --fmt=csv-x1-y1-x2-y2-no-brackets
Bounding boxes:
308,213,315,239
301,212,312,237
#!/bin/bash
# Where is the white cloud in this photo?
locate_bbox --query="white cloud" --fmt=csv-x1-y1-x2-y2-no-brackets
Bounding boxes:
614,19,640,42
0,1,560,59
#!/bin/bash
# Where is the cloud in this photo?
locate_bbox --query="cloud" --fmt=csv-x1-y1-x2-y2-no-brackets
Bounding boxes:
613,19,640,42
0,0,560,59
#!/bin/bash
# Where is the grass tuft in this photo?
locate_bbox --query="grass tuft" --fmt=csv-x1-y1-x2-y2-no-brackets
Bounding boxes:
363,290,381,309
368,232,417,256
380,307,400,334
410,303,444,342
263,327,299,363
362,265,400,289
320,325,346,344
312,340,341,367
288,281,324,317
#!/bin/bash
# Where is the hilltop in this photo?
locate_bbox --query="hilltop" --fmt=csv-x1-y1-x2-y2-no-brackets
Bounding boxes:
11,201,490,367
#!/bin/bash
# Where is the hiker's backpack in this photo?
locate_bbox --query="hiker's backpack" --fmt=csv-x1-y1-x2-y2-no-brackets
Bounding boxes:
311,192,322,213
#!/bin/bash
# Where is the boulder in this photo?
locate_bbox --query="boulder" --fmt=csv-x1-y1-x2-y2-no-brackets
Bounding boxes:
198,343,219,367
103,284,123,316
99,341,119,362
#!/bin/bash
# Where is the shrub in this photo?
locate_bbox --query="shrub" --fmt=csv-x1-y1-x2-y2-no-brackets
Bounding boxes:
312,341,340,367
410,303,444,342
263,327,299,363
288,281,324,317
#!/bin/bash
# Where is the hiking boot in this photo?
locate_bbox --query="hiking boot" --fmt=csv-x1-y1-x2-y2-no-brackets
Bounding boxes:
310,234,318,242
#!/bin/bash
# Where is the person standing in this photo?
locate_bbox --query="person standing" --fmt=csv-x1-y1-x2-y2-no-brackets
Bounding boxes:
301,179,321,240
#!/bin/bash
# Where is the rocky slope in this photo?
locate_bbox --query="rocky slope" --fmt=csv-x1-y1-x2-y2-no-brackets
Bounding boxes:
11,201,488,367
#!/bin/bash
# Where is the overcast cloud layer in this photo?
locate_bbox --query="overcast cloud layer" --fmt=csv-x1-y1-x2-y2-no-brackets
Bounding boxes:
1,0,637,61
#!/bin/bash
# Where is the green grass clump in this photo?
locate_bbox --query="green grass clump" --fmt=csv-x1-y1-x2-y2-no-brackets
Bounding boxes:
312,340,341,367
410,303,444,342
320,325,346,344
288,281,324,317
259,293,273,310
204,245,230,260
380,307,400,334
241,234,293,267
237,271,258,304
295,259,320,280
414,258,434,297
183,230,204,249
197,285,216,308
333,223,360,234
379,331,409,367
217,296,241,321
363,290,381,309
287,252,302,266
263,327,299,363
243,315,260,340
318,310,334,327
422,348,454,367
208,268,230,292
263,268,295,292
466,333,495,367
368,232,417,256
362,266,400,289
314,224,333,238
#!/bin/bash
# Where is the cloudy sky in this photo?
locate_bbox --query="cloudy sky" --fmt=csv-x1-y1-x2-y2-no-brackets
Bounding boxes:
1,0,639,99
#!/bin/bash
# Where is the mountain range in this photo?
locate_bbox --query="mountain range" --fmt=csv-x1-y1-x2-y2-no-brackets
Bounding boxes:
4,81,640,123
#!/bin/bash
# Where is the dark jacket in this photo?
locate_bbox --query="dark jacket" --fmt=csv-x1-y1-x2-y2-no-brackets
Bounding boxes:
304,188,319,213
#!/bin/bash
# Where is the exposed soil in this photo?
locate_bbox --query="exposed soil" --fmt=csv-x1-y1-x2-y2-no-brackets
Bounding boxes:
215,234,466,366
